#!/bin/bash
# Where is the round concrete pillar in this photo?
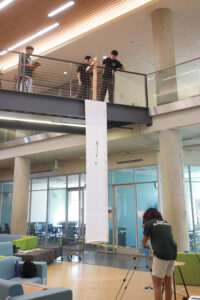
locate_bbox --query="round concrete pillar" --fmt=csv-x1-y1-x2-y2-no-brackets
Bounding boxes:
11,156,30,235
152,8,177,104
159,129,189,251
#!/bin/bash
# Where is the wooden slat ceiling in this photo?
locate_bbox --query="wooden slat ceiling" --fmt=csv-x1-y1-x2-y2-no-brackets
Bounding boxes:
0,0,125,50
0,0,157,70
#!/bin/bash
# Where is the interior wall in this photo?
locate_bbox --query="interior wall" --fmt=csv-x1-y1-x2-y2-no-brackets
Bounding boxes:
0,150,158,181
183,150,200,165
0,149,200,182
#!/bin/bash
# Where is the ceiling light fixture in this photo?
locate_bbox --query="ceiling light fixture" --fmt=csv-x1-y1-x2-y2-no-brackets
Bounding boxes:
0,23,59,56
48,1,75,17
0,116,86,128
0,0,13,10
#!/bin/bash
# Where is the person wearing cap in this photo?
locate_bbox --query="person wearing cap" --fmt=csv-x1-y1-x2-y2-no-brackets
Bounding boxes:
77,55,93,99
100,50,125,103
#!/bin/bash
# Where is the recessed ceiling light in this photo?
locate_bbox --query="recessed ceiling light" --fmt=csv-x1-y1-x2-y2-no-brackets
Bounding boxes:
63,71,68,75
0,23,59,56
0,115,86,128
0,0,13,10
48,1,75,17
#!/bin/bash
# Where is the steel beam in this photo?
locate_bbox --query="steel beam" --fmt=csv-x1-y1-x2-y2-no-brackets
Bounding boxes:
0,89,152,133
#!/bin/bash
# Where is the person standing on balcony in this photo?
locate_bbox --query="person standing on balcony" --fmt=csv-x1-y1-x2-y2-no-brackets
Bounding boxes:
77,55,93,99
21,46,40,93
100,50,125,103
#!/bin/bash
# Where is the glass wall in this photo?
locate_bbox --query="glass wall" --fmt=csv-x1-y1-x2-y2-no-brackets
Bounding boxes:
0,182,13,233
0,164,199,252
109,166,158,250
28,174,85,243
184,166,200,252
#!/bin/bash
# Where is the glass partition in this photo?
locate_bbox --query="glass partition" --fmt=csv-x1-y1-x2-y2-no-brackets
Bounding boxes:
137,182,158,246
148,59,200,107
0,182,13,233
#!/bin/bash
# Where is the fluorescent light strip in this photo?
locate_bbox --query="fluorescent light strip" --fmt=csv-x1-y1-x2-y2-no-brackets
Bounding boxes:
48,1,75,17
0,116,86,128
0,23,59,56
0,0,13,10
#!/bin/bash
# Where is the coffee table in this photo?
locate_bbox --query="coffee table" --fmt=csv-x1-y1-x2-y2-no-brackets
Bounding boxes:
15,248,55,263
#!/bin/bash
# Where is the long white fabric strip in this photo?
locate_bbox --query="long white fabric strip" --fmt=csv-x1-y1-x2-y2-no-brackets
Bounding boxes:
85,100,108,243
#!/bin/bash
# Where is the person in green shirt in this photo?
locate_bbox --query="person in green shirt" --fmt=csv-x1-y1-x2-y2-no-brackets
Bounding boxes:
142,208,177,300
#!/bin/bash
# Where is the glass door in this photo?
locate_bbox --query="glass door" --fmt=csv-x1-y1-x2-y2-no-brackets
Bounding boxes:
114,185,136,254
136,182,158,248
67,189,85,241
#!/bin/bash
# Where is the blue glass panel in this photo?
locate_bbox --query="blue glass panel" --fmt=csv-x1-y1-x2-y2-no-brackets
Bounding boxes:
49,176,66,189
184,165,189,181
191,182,200,252
113,169,133,185
116,186,136,247
49,189,66,226
108,186,113,244
190,166,200,181
2,182,13,193
185,181,194,251
0,184,13,232
135,166,157,183
136,182,158,247
108,170,112,185
32,178,48,190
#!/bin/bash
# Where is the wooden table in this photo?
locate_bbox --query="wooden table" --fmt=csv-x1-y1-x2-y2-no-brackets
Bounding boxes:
173,261,190,300
21,281,48,294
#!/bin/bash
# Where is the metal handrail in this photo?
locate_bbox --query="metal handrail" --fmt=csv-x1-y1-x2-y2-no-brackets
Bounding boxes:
0,47,146,77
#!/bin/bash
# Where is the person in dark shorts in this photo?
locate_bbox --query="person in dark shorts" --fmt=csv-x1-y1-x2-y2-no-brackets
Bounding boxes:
100,50,125,103
77,55,93,99
142,208,177,300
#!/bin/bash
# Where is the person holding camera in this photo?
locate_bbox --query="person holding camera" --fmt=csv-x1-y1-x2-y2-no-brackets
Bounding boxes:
77,55,93,99
142,208,177,300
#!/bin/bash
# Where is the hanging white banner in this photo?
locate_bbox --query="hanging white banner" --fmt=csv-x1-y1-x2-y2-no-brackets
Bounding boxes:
85,100,108,243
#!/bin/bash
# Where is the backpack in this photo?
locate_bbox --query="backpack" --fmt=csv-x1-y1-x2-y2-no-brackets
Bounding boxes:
21,261,37,278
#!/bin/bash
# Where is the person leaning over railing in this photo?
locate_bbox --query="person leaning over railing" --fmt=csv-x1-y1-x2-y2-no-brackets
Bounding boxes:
77,55,93,99
100,49,125,103
142,208,177,300
21,45,40,93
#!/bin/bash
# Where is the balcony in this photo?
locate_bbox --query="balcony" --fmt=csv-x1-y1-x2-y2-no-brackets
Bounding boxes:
0,49,151,133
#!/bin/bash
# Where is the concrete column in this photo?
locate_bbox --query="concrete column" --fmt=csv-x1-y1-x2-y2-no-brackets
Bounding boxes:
152,8,177,105
159,130,189,251
11,156,30,235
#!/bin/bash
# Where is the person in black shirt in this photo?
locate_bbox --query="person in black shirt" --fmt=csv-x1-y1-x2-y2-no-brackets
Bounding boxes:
142,208,177,300
100,50,125,103
77,55,93,99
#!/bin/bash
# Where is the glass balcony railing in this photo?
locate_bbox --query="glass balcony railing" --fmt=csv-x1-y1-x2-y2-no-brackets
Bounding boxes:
0,49,148,107
147,58,200,107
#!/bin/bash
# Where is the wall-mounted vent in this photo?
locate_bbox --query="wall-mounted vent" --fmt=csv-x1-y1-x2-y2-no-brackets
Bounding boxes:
117,159,143,165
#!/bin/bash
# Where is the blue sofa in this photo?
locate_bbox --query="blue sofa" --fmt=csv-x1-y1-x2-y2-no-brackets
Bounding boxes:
0,241,14,256
0,257,47,285
0,234,21,242
0,279,72,300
